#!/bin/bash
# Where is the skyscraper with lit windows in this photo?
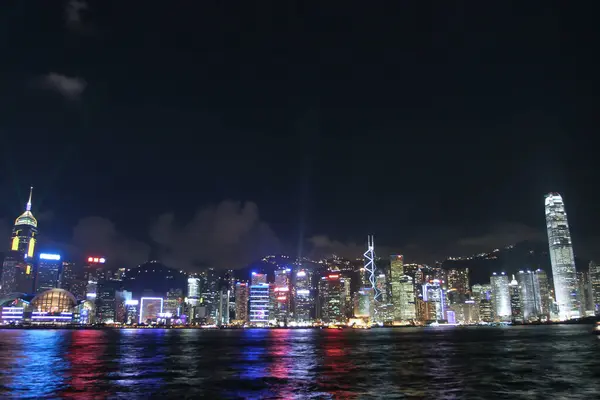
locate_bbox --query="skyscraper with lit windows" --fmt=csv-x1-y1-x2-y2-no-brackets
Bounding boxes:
1,188,37,295
490,272,511,321
545,193,580,320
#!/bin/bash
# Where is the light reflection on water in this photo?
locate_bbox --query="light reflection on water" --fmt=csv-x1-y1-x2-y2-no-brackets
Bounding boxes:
0,326,599,399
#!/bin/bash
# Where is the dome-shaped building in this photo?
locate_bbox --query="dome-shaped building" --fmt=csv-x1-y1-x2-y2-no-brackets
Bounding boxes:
30,288,77,313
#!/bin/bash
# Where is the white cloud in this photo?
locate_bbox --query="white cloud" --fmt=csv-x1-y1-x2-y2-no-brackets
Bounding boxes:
40,73,87,100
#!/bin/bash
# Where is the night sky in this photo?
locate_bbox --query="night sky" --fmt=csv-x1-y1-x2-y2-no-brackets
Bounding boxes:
0,1,598,270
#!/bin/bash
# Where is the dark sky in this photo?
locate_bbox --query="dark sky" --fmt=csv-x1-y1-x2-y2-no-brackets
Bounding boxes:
0,1,598,270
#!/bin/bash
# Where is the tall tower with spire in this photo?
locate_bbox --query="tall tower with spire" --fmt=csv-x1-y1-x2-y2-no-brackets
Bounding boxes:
10,187,38,258
1,187,38,295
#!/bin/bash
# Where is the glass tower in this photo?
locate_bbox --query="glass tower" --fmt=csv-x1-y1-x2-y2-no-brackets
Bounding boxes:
490,272,511,321
544,193,580,320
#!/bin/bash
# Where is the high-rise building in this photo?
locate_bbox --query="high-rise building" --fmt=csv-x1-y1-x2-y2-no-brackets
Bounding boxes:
216,289,230,325
390,255,404,315
536,269,552,321
60,262,86,301
589,261,600,315
577,272,595,317
84,257,107,301
251,272,267,286
187,275,200,306
446,268,470,294
293,269,314,322
10,187,38,259
517,271,543,322
393,276,416,321
545,193,580,320
272,268,291,324
1,188,38,295
249,282,270,326
35,253,62,293
471,283,492,322
353,287,374,319
375,273,387,303
490,272,511,322
96,280,121,323
318,273,349,324
422,280,445,321
509,275,522,322
165,288,184,317
234,282,249,323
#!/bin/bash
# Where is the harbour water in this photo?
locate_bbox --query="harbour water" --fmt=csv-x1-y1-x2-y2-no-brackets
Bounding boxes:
0,325,599,399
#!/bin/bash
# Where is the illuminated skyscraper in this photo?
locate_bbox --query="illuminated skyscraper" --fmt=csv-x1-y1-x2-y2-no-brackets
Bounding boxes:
589,261,600,315
446,268,470,294
293,269,314,322
395,276,416,320
234,282,249,322
318,273,349,324
187,275,200,306
60,261,86,301
1,188,37,295
535,269,551,321
390,255,404,314
422,280,445,320
517,271,542,322
272,268,291,324
509,275,522,322
249,283,269,326
490,272,511,321
10,187,38,259
545,193,580,320
35,253,62,293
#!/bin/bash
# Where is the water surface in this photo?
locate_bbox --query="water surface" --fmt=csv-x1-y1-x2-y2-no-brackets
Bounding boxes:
0,326,598,399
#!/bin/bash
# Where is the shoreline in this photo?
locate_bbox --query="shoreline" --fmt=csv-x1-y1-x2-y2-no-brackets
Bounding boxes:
0,320,597,330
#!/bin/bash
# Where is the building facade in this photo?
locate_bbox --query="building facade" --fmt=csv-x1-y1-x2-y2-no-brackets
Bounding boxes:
545,193,580,320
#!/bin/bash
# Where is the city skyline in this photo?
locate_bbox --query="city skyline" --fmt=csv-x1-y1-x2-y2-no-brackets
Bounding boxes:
0,187,595,273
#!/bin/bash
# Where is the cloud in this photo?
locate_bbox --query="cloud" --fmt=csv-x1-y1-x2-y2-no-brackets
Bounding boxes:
150,201,281,270
40,73,87,100
72,217,151,267
308,235,364,259
65,0,88,29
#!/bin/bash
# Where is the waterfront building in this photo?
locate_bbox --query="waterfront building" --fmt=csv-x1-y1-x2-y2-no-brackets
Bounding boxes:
249,282,270,326
35,253,62,293
390,255,404,316
393,276,416,321
139,297,164,324
272,268,291,324
490,272,511,322
577,272,595,316
318,273,349,324
535,269,552,321
216,288,230,325
517,271,543,322
353,287,374,319
422,280,445,321
187,275,200,306
450,300,479,324
10,187,38,259
590,261,600,315
293,269,314,322
234,282,249,323
164,288,184,317
544,193,580,320
60,261,86,301
509,275,522,322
